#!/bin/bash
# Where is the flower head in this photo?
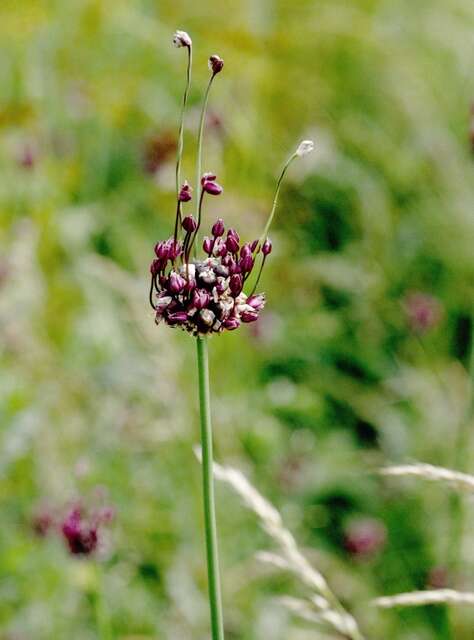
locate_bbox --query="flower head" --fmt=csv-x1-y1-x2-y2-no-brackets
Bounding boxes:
173,30,192,48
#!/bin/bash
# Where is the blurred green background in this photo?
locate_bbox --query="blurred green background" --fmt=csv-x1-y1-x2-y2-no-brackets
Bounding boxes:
2,0,474,638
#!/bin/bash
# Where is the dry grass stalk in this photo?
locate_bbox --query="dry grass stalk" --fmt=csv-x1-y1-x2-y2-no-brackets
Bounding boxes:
380,463,474,493
195,449,365,640
374,589,474,608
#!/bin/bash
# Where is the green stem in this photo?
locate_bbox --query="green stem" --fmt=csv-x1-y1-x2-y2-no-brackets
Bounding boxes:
194,74,216,255
95,565,112,640
259,152,298,246
176,46,192,199
196,336,225,640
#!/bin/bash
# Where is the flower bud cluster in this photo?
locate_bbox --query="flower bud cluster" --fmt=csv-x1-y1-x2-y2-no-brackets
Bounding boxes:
150,217,266,335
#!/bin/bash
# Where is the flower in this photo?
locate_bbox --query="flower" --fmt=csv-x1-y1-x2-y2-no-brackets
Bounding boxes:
178,181,193,202
150,216,265,335
344,517,387,559
295,139,315,157
404,291,443,334
208,54,224,75
173,30,192,48
61,502,114,557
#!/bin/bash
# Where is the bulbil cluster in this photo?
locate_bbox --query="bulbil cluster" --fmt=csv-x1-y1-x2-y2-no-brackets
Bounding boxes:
150,213,271,335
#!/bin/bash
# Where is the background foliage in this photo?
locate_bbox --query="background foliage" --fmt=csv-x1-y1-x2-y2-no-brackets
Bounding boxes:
1,0,474,638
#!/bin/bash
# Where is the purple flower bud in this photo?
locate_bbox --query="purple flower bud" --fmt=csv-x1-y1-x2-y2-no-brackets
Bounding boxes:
241,307,259,323
262,238,272,256
240,254,254,273
226,229,240,254
193,288,210,310
208,54,224,75
224,317,240,331
150,259,161,276
240,244,252,258
155,241,169,260
229,273,243,296
212,218,225,237
202,180,223,196
167,311,188,325
247,294,265,311
213,238,227,257
182,215,198,232
201,172,217,184
168,240,182,261
215,277,227,294
178,181,192,202
203,236,213,254
250,239,259,252
168,272,187,294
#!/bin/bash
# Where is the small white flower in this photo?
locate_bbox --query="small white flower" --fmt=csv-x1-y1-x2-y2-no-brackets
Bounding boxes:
295,140,315,157
199,267,216,284
172,30,192,48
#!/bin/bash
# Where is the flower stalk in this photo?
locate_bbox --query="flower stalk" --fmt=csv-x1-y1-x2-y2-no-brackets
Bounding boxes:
196,336,225,640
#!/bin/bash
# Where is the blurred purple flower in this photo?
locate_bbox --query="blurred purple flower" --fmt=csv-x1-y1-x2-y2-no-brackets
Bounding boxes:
404,291,443,334
344,517,387,559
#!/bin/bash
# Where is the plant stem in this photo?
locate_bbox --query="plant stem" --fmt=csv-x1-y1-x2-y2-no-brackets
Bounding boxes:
196,336,225,640
95,565,112,640
259,151,298,246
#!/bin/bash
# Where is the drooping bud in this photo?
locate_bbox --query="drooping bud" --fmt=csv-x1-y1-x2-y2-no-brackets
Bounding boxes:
168,271,187,294
212,218,225,237
240,307,259,323
203,236,213,254
173,30,192,48
247,294,266,311
168,240,182,261
167,311,188,325
182,215,198,232
295,139,315,157
193,289,210,310
178,181,192,202
150,259,161,276
201,172,217,184
223,317,240,331
229,273,243,296
202,180,223,196
262,238,272,256
155,241,169,260
208,54,224,75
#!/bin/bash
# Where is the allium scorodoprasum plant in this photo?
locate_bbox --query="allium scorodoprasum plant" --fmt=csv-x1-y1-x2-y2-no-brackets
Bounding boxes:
149,29,314,639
